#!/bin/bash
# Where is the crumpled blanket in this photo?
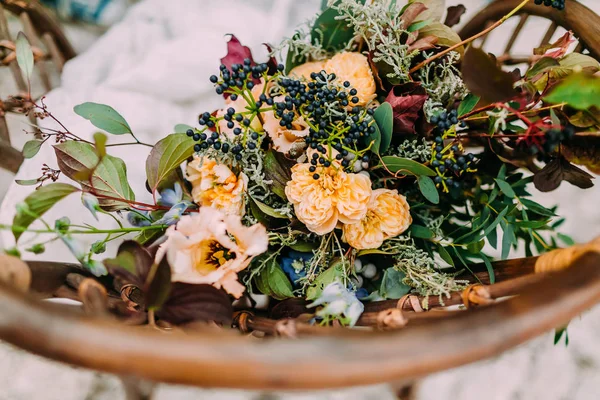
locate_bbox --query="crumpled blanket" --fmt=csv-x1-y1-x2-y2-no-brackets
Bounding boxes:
0,0,318,262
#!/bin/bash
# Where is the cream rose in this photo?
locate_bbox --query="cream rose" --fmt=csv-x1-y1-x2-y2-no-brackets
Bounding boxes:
342,189,412,250
285,158,372,235
155,208,268,298
186,156,248,216
324,52,376,107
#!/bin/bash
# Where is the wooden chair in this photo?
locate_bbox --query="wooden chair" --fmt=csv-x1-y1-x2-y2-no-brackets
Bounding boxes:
459,0,600,67
0,0,76,173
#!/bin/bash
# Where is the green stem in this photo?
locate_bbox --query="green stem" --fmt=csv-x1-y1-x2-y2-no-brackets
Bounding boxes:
2,224,167,235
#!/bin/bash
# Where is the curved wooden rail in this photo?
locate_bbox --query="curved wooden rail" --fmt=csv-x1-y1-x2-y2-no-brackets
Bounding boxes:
459,0,600,61
0,251,597,390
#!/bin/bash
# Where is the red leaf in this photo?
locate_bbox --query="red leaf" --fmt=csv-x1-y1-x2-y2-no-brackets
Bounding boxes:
220,34,254,71
408,36,439,53
400,2,428,29
385,83,429,135
263,43,279,75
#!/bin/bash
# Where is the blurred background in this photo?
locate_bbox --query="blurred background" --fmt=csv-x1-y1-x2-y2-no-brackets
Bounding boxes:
0,0,599,399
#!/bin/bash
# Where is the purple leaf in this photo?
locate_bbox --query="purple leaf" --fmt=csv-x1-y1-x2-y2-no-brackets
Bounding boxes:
157,283,233,325
444,5,467,28
385,83,429,135
533,157,594,192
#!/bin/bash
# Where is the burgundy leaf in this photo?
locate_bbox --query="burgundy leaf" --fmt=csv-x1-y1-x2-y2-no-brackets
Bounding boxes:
444,5,467,28
220,34,254,71
461,47,518,103
408,36,439,53
104,240,153,287
144,256,172,310
157,283,233,325
385,83,429,135
400,2,428,29
533,157,594,192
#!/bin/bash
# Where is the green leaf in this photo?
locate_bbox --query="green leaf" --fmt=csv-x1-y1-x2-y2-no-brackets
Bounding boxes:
54,141,135,211
378,156,436,176
93,132,107,158
134,229,164,246
373,102,393,154
15,32,34,82
554,326,569,346
146,133,194,193
495,178,516,198
174,124,194,133
409,224,434,239
15,179,38,186
479,253,495,284
74,102,132,135
557,233,576,246
487,225,498,249
306,261,345,300
357,248,398,257
408,19,431,32
311,4,360,52
289,240,318,252
255,260,294,300
501,224,515,260
22,140,43,159
379,268,411,299
418,22,463,55
467,239,485,254
437,245,455,267
417,175,439,204
526,57,560,79
250,197,287,219
457,93,480,116
12,183,78,241
285,32,307,74
521,198,556,217
544,73,600,110
145,257,172,311
513,220,550,229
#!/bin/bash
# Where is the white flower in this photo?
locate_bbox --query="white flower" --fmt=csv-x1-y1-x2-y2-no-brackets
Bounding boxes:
155,207,268,298
307,281,364,327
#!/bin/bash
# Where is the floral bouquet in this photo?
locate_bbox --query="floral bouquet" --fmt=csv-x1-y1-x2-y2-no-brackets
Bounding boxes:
6,0,599,329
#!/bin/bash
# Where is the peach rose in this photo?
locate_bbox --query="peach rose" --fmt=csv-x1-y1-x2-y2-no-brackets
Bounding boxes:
288,60,326,80
155,208,268,298
262,101,309,155
216,79,266,139
342,189,412,250
324,52,376,107
186,156,248,216
285,156,372,235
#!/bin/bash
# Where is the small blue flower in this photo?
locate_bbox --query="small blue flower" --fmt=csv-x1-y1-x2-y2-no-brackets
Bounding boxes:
355,288,369,300
158,183,183,207
281,250,313,287
127,211,151,227
152,201,191,226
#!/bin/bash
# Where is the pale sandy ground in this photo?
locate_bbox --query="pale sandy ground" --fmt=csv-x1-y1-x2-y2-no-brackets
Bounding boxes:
0,1,599,399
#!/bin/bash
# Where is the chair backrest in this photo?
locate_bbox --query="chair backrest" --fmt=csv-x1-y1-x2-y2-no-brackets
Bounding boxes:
459,0,600,69
0,0,75,173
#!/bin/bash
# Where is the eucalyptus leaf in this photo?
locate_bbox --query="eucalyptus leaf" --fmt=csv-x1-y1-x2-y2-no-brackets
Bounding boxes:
409,224,434,239
146,134,195,193
54,141,135,211
501,223,516,259
479,253,495,284
22,140,43,159
457,93,480,117
380,268,411,299
74,103,132,135
12,183,78,241
378,156,436,176
437,245,454,267
373,102,393,154
418,175,439,204
251,198,288,219
15,32,34,82
289,240,318,252
311,3,361,52
495,178,516,198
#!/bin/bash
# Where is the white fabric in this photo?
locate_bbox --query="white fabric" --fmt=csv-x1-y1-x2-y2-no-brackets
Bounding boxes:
0,0,314,262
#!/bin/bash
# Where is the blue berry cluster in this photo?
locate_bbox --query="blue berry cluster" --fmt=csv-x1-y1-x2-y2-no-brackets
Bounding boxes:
276,71,376,177
534,0,565,10
429,108,476,191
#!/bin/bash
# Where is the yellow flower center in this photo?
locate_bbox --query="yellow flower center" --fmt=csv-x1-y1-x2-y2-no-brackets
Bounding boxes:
190,238,235,275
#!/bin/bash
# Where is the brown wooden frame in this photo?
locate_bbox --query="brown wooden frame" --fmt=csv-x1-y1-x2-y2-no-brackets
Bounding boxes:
0,251,596,390
459,0,600,65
